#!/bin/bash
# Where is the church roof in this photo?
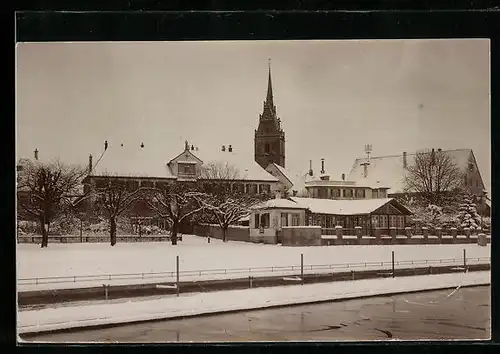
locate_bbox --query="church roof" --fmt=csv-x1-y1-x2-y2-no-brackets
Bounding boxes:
268,162,293,185
347,148,475,195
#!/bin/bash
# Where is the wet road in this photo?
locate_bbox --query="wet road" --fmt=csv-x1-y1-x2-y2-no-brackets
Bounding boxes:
23,286,490,342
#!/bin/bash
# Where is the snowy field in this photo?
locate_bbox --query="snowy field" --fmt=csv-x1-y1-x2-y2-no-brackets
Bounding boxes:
18,271,490,336
17,235,490,292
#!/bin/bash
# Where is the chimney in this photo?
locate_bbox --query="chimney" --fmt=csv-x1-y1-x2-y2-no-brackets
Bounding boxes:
361,162,368,178
104,140,108,150
438,148,442,152
431,148,436,164
341,173,345,181
309,160,313,176
403,151,407,169
34,148,38,161
228,145,233,152
320,158,325,174
191,145,194,151
88,154,93,174
222,145,226,152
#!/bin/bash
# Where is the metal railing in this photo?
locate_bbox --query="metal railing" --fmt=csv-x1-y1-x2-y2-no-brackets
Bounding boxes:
17,256,491,288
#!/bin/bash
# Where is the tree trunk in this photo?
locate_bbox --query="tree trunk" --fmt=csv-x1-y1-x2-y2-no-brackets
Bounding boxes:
171,221,178,245
110,217,117,246
222,226,228,243
40,217,48,248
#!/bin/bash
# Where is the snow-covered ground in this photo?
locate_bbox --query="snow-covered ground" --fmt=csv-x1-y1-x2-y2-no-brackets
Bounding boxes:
18,271,490,336
17,235,490,292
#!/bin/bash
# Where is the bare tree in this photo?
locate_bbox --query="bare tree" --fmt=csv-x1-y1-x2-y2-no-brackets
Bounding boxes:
93,177,144,246
195,162,269,242
17,159,87,248
403,149,464,205
144,182,205,245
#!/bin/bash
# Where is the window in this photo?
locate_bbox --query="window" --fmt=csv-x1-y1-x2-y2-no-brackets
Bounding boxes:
141,180,154,189
281,213,289,227
379,189,387,198
397,216,405,229
292,214,300,226
380,215,388,228
334,189,341,198
372,215,379,228
343,189,353,198
254,214,260,229
260,213,270,228
233,183,244,193
390,215,397,228
355,189,365,198
178,163,195,175
259,184,271,194
372,189,378,198
265,143,270,153
248,184,258,194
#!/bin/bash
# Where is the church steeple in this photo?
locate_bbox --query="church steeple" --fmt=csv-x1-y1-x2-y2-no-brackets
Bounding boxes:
254,59,286,169
266,59,274,106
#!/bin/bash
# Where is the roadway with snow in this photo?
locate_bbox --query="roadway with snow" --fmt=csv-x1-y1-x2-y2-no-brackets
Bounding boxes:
18,271,490,336
17,235,490,291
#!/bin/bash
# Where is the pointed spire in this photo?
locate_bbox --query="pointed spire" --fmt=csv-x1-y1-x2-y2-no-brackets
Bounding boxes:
266,58,274,105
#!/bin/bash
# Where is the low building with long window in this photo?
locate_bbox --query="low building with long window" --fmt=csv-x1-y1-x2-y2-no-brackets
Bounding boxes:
291,196,413,236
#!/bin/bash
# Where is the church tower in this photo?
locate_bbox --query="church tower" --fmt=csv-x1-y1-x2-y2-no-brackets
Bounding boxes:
254,60,286,169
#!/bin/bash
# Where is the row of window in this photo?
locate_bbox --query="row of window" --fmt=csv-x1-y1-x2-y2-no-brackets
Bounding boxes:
312,214,407,229
311,188,387,199
371,215,406,228
254,212,301,229
92,178,271,194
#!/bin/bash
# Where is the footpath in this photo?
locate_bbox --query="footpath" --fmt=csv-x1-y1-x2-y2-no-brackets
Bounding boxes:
18,271,490,336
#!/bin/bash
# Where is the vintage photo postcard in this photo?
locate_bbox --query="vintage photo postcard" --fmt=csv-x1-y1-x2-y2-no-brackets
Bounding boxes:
16,39,491,342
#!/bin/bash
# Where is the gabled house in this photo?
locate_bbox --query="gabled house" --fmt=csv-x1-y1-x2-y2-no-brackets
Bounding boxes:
347,148,487,198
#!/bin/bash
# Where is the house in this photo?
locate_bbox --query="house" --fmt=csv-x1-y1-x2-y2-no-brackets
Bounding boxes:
347,148,487,198
282,158,391,200
83,141,281,196
249,198,309,244
291,197,413,236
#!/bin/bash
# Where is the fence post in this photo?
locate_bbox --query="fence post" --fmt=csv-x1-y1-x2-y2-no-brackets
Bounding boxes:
176,255,180,297
103,284,108,300
249,276,253,288
392,251,395,278
351,270,355,281
463,249,467,273
301,253,304,285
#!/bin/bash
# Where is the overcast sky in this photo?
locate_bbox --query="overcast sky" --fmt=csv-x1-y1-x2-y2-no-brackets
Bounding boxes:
16,39,491,194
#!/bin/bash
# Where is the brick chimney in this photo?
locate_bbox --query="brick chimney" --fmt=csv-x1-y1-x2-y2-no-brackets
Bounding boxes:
228,145,233,152
34,148,38,161
403,151,407,169
320,158,325,174
222,145,226,152
309,160,313,176
361,162,369,178
88,154,93,174
341,173,345,181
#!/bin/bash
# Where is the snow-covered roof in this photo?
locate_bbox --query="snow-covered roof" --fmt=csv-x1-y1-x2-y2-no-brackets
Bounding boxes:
347,149,474,194
195,148,279,182
290,197,397,215
269,163,293,185
90,143,176,179
289,172,316,193
255,198,308,210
